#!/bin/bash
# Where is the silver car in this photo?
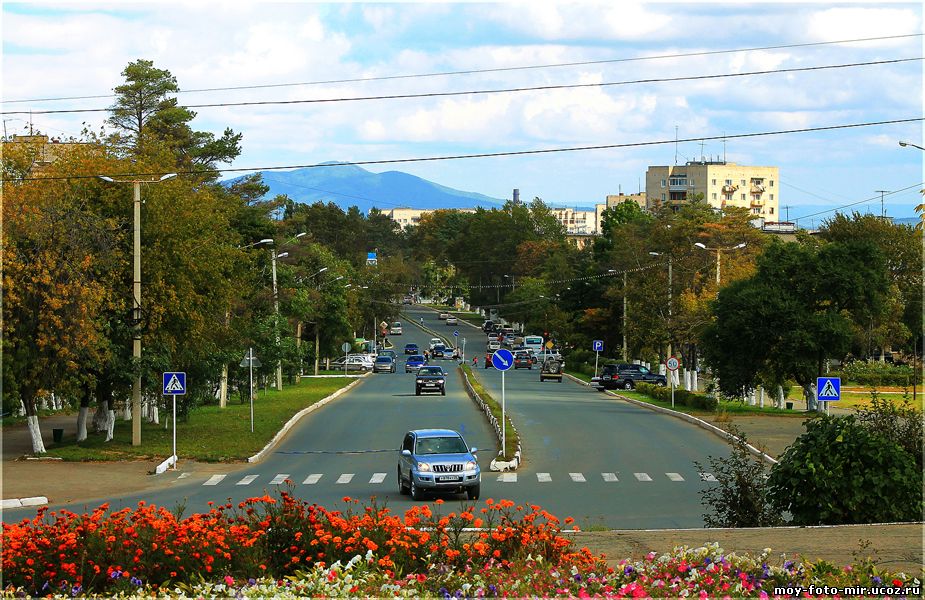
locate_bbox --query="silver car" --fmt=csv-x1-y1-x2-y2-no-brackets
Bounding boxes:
398,429,480,500
373,355,396,373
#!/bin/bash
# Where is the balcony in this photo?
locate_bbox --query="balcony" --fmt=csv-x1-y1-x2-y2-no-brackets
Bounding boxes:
721,184,738,194
750,184,765,194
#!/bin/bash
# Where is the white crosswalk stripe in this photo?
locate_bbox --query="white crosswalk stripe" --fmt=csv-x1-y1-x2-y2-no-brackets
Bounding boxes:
634,472,652,482
269,474,290,485
666,472,685,481
203,474,226,486
336,473,354,484
236,475,258,486
303,474,322,485
497,473,517,482
369,473,387,484
536,472,552,482
700,472,718,482
569,472,586,482
602,472,619,482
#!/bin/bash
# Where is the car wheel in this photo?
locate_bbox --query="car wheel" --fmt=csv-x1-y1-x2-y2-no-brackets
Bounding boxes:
398,466,409,495
415,389,421,396
539,376,544,382
441,388,446,396
410,479,422,501
623,380,634,390
467,483,480,500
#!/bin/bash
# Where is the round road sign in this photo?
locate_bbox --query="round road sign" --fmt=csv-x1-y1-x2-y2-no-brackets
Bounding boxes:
341,342,352,353
666,356,680,371
491,348,515,371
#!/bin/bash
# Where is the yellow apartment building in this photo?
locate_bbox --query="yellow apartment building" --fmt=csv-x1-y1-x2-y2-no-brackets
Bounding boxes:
645,162,780,219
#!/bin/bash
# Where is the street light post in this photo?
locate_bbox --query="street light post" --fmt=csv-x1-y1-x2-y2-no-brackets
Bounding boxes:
264,232,305,391
694,242,746,287
99,173,176,447
649,252,673,357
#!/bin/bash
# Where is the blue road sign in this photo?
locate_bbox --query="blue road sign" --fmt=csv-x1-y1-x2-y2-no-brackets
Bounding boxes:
163,372,187,395
592,340,604,352
453,330,459,337
491,348,514,371
816,376,841,401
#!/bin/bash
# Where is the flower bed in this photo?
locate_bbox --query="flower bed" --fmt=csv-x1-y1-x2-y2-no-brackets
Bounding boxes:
3,490,920,598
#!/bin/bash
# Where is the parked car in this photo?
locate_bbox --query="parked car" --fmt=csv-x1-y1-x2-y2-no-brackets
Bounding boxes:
438,312,449,320
405,354,427,373
415,366,447,396
446,315,458,325
487,339,501,351
540,357,563,382
514,351,533,369
374,355,396,373
404,343,420,355
331,355,374,371
398,429,480,500
390,322,403,335
591,363,667,390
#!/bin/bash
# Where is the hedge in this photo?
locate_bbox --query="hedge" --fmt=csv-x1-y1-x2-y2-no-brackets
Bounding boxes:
834,360,920,387
635,382,718,411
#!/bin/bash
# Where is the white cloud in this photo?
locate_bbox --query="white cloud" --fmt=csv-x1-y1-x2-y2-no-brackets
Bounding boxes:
804,7,921,41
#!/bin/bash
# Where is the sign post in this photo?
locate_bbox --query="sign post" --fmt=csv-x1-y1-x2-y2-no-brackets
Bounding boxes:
162,372,186,469
240,349,261,432
816,376,841,415
592,340,604,378
342,342,352,378
666,356,680,408
491,348,515,455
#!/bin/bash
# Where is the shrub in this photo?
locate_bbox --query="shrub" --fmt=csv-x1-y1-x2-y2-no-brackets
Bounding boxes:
636,382,718,411
695,427,782,527
854,392,923,470
837,360,919,387
767,415,923,525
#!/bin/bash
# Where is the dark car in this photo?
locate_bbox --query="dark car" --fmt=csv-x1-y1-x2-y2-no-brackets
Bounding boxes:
404,343,420,355
540,357,563,382
398,429,480,501
405,354,426,373
482,320,495,333
592,363,667,390
514,351,532,369
415,365,447,396
432,344,448,359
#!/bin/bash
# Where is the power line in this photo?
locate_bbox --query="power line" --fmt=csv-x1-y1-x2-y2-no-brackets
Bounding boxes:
792,183,924,222
7,33,921,105
14,117,923,183
4,57,920,117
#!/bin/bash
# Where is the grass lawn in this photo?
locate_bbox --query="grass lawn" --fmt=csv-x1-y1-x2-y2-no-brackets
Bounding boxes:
41,378,357,462
461,364,519,459
785,387,920,410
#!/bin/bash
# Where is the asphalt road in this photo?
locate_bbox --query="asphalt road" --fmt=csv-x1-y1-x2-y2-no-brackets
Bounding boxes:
4,306,731,528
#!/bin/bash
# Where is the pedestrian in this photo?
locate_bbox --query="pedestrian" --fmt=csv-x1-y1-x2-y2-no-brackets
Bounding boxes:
472,355,478,367
420,317,424,325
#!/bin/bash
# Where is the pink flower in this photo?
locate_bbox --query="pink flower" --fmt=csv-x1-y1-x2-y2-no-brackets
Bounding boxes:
699,592,708,599
224,575,234,586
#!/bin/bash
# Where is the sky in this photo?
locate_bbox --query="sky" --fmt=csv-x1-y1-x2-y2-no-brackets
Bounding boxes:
3,1,923,223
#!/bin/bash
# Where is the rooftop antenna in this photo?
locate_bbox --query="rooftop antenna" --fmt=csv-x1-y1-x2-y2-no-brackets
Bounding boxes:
637,177,641,193
723,133,727,163
29,111,33,136
699,140,705,162
783,205,790,221
875,190,889,217
674,125,678,165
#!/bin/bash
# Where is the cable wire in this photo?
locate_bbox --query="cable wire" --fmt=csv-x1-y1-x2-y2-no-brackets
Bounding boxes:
7,33,921,105
4,57,920,116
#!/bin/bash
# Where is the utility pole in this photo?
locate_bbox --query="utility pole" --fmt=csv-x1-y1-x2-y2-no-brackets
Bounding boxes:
875,190,889,218
270,248,283,390
622,271,628,361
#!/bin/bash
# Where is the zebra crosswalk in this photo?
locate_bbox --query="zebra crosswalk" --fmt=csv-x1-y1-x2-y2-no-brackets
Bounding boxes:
196,470,718,487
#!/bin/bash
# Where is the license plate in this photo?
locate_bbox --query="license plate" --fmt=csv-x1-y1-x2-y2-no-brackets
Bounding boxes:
424,382,437,387
438,475,461,482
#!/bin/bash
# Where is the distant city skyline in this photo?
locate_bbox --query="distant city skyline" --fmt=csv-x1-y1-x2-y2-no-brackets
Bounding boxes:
4,2,922,221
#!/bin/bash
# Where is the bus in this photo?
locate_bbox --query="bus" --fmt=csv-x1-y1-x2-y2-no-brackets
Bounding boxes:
523,335,544,354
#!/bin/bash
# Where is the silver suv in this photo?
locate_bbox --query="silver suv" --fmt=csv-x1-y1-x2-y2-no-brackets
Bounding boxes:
398,429,480,500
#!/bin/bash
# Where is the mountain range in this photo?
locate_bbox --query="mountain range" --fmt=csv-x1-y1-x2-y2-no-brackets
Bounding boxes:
225,163,504,213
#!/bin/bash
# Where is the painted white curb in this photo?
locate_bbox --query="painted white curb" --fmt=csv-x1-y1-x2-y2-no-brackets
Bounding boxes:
1,496,48,509
154,455,177,475
247,374,370,463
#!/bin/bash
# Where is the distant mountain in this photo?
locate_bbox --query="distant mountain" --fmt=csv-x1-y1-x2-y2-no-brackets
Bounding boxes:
224,163,504,213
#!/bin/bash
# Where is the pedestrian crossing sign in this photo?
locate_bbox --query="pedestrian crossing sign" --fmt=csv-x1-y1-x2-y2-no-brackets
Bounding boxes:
163,372,187,395
816,376,840,401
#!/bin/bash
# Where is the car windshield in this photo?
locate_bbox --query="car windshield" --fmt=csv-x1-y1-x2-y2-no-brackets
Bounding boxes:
434,345,446,351
408,355,424,361
375,356,392,363
516,352,528,358
392,322,401,327
419,367,443,375
415,436,467,455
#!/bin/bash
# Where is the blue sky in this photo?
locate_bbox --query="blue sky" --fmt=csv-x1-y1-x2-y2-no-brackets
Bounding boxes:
3,2,923,221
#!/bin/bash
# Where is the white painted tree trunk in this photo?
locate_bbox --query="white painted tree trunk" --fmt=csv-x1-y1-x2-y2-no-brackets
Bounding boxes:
748,389,757,406
123,398,131,420
777,385,785,409
219,363,228,408
38,395,47,411
759,386,765,408
92,404,108,432
150,396,159,425
27,415,46,454
77,406,89,442
692,370,698,391
105,410,115,442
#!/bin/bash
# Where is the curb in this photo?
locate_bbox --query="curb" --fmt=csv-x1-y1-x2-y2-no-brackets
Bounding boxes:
246,374,370,464
1,496,49,509
566,372,778,466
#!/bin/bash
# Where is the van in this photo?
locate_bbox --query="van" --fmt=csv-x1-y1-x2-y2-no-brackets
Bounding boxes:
390,322,403,335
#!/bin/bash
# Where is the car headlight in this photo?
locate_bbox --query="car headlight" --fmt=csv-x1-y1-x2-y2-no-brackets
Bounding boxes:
437,379,445,384
416,462,432,472
464,461,477,471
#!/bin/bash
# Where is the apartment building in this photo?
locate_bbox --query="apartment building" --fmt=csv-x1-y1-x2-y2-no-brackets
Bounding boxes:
645,162,779,219
385,207,476,228
1,134,85,167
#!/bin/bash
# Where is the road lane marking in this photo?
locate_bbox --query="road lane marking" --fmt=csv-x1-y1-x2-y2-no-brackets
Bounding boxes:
497,473,517,482
177,472,190,479
536,472,552,482
700,472,718,482
569,472,586,482
236,475,258,485
601,472,618,482
666,472,685,481
269,474,290,485
634,473,652,481
203,475,226,486
336,473,354,484
369,473,387,484
303,474,322,484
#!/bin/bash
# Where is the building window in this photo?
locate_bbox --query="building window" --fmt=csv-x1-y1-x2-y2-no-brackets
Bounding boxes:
741,194,746,201
712,179,716,185
725,179,732,185
770,207,775,215
661,193,666,201
712,193,717,200
770,194,774,200
689,179,695,187
661,179,666,188
752,208,760,215
724,193,733,201
740,179,746,186
770,180,774,187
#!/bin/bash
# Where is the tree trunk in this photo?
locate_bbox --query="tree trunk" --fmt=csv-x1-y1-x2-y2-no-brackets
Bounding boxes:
219,363,228,408
148,393,159,425
77,381,92,442
22,387,45,454
777,385,785,409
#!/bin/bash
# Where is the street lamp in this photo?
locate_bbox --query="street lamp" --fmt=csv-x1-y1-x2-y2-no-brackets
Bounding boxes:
265,233,306,391
649,251,674,357
98,172,176,447
899,141,925,151
694,242,746,287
